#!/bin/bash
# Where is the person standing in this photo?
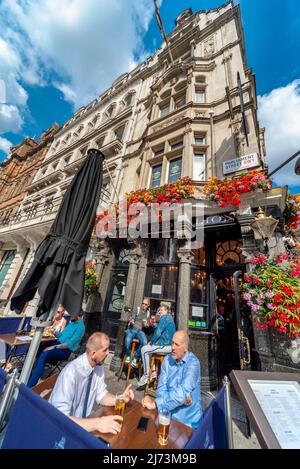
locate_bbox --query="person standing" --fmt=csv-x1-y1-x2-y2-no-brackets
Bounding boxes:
142,331,202,429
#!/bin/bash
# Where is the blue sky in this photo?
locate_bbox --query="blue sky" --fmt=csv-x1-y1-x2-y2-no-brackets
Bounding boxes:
0,0,299,191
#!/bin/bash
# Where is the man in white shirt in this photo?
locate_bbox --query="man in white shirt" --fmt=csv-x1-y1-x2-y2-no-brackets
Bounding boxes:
49,332,134,434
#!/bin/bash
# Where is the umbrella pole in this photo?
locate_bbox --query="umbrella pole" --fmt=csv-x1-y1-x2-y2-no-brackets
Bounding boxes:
19,304,58,385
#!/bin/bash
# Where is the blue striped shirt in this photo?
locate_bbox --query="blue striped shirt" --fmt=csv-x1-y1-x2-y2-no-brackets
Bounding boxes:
156,351,202,429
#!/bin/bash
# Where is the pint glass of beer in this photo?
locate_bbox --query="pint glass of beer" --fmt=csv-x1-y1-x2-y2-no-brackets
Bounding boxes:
158,411,171,445
115,393,125,423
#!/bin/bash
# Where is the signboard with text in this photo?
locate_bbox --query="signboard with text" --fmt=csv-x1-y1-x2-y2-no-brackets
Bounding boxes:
223,153,259,175
230,370,300,449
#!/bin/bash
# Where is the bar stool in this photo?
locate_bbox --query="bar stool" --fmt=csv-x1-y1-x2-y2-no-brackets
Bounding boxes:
118,339,142,386
145,353,165,395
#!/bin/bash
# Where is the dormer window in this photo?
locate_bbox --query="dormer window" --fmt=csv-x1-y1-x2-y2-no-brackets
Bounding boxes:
115,125,125,141
105,103,116,119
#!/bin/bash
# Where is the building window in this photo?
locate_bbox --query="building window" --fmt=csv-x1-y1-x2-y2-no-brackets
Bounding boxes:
189,269,208,329
96,136,105,148
215,240,244,266
150,164,162,188
160,103,170,117
194,153,205,181
105,103,116,119
174,93,186,109
115,126,125,141
170,140,183,151
168,158,182,183
194,135,205,145
195,89,205,104
0,250,15,288
153,147,164,157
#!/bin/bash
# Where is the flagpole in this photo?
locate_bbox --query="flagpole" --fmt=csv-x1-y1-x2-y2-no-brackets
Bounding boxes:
153,0,174,66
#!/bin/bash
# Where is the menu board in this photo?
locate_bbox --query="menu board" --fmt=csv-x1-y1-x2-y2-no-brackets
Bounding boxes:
248,380,300,449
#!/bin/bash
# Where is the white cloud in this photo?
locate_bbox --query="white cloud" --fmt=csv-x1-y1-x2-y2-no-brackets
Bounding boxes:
0,136,13,155
258,80,300,188
1,0,155,109
0,104,23,134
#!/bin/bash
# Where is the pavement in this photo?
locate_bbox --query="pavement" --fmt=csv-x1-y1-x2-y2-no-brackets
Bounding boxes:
102,352,261,450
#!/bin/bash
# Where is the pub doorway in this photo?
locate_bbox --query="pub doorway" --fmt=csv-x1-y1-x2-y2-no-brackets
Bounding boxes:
208,237,246,384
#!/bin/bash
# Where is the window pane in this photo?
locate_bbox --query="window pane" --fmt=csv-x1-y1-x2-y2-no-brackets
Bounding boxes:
195,92,205,103
195,136,205,145
150,165,162,188
160,104,170,117
174,94,186,109
170,141,183,151
115,126,125,141
194,154,205,181
153,147,164,157
144,266,178,301
168,158,182,183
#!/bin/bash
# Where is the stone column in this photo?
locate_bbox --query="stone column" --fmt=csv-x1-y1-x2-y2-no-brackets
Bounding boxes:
236,213,258,265
132,240,149,312
110,241,141,371
177,246,194,330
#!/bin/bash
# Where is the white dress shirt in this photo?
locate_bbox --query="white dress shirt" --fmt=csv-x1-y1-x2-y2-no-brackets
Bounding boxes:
49,353,108,418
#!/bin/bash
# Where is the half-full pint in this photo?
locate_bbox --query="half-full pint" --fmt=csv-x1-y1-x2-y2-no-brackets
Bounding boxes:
158,412,171,445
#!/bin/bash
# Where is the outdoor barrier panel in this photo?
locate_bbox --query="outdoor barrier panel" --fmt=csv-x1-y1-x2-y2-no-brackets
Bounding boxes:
184,385,227,449
1,383,108,449
0,369,6,396
0,317,22,334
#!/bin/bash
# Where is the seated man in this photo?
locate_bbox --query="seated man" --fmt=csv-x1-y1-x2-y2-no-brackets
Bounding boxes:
136,303,176,390
142,330,202,429
49,332,134,434
123,297,152,368
28,310,85,387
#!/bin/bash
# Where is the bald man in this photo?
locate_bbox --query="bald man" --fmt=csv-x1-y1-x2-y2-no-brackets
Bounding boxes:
142,331,202,429
49,332,134,435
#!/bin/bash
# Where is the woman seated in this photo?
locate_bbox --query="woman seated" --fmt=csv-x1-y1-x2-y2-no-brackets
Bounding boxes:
46,306,67,335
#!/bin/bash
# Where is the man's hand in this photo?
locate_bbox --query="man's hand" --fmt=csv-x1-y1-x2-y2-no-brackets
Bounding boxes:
184,395,192,406
93,415,123,435
129,319,135,326
142,395,156,410
123,384,134,403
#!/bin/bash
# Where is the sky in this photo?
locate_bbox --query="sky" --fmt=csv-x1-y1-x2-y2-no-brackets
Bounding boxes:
0,0,299,192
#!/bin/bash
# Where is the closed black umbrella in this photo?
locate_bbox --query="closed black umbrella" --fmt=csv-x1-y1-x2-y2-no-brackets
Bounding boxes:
11,148,104,318
9,148,104,385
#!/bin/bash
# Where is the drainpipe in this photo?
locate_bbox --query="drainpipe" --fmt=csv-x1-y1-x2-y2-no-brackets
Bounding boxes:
209,110,215,177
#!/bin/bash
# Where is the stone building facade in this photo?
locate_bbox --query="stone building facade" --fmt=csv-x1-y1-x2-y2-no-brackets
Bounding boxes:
1,1,297,386
0,124,58,311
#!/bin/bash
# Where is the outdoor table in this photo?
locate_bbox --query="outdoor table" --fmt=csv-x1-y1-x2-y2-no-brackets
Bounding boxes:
90,399,194,449
0,333,57,369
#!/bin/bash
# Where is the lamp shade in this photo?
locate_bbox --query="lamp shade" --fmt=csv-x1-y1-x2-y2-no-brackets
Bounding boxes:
250,207,278,240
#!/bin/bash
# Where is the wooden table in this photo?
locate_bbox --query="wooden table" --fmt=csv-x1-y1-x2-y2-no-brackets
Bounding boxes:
0,333,56,368
90,399,194,449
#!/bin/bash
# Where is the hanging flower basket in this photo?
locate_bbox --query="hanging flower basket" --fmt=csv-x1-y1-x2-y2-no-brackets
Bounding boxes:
95,177,195,230
203,170,272,208
284,193,300,231
243,253,300,338
84,260,98,296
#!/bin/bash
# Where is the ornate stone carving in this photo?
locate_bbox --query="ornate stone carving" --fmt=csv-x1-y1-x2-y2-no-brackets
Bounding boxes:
203,36,215,57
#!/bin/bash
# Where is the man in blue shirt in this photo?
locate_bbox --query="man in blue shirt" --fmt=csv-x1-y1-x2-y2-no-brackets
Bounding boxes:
136,304,175,390
142,330,202,429
28,310,85,387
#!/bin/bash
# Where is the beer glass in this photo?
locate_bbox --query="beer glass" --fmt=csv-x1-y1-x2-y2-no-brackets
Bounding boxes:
115,393,125,423
158,411,171,445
